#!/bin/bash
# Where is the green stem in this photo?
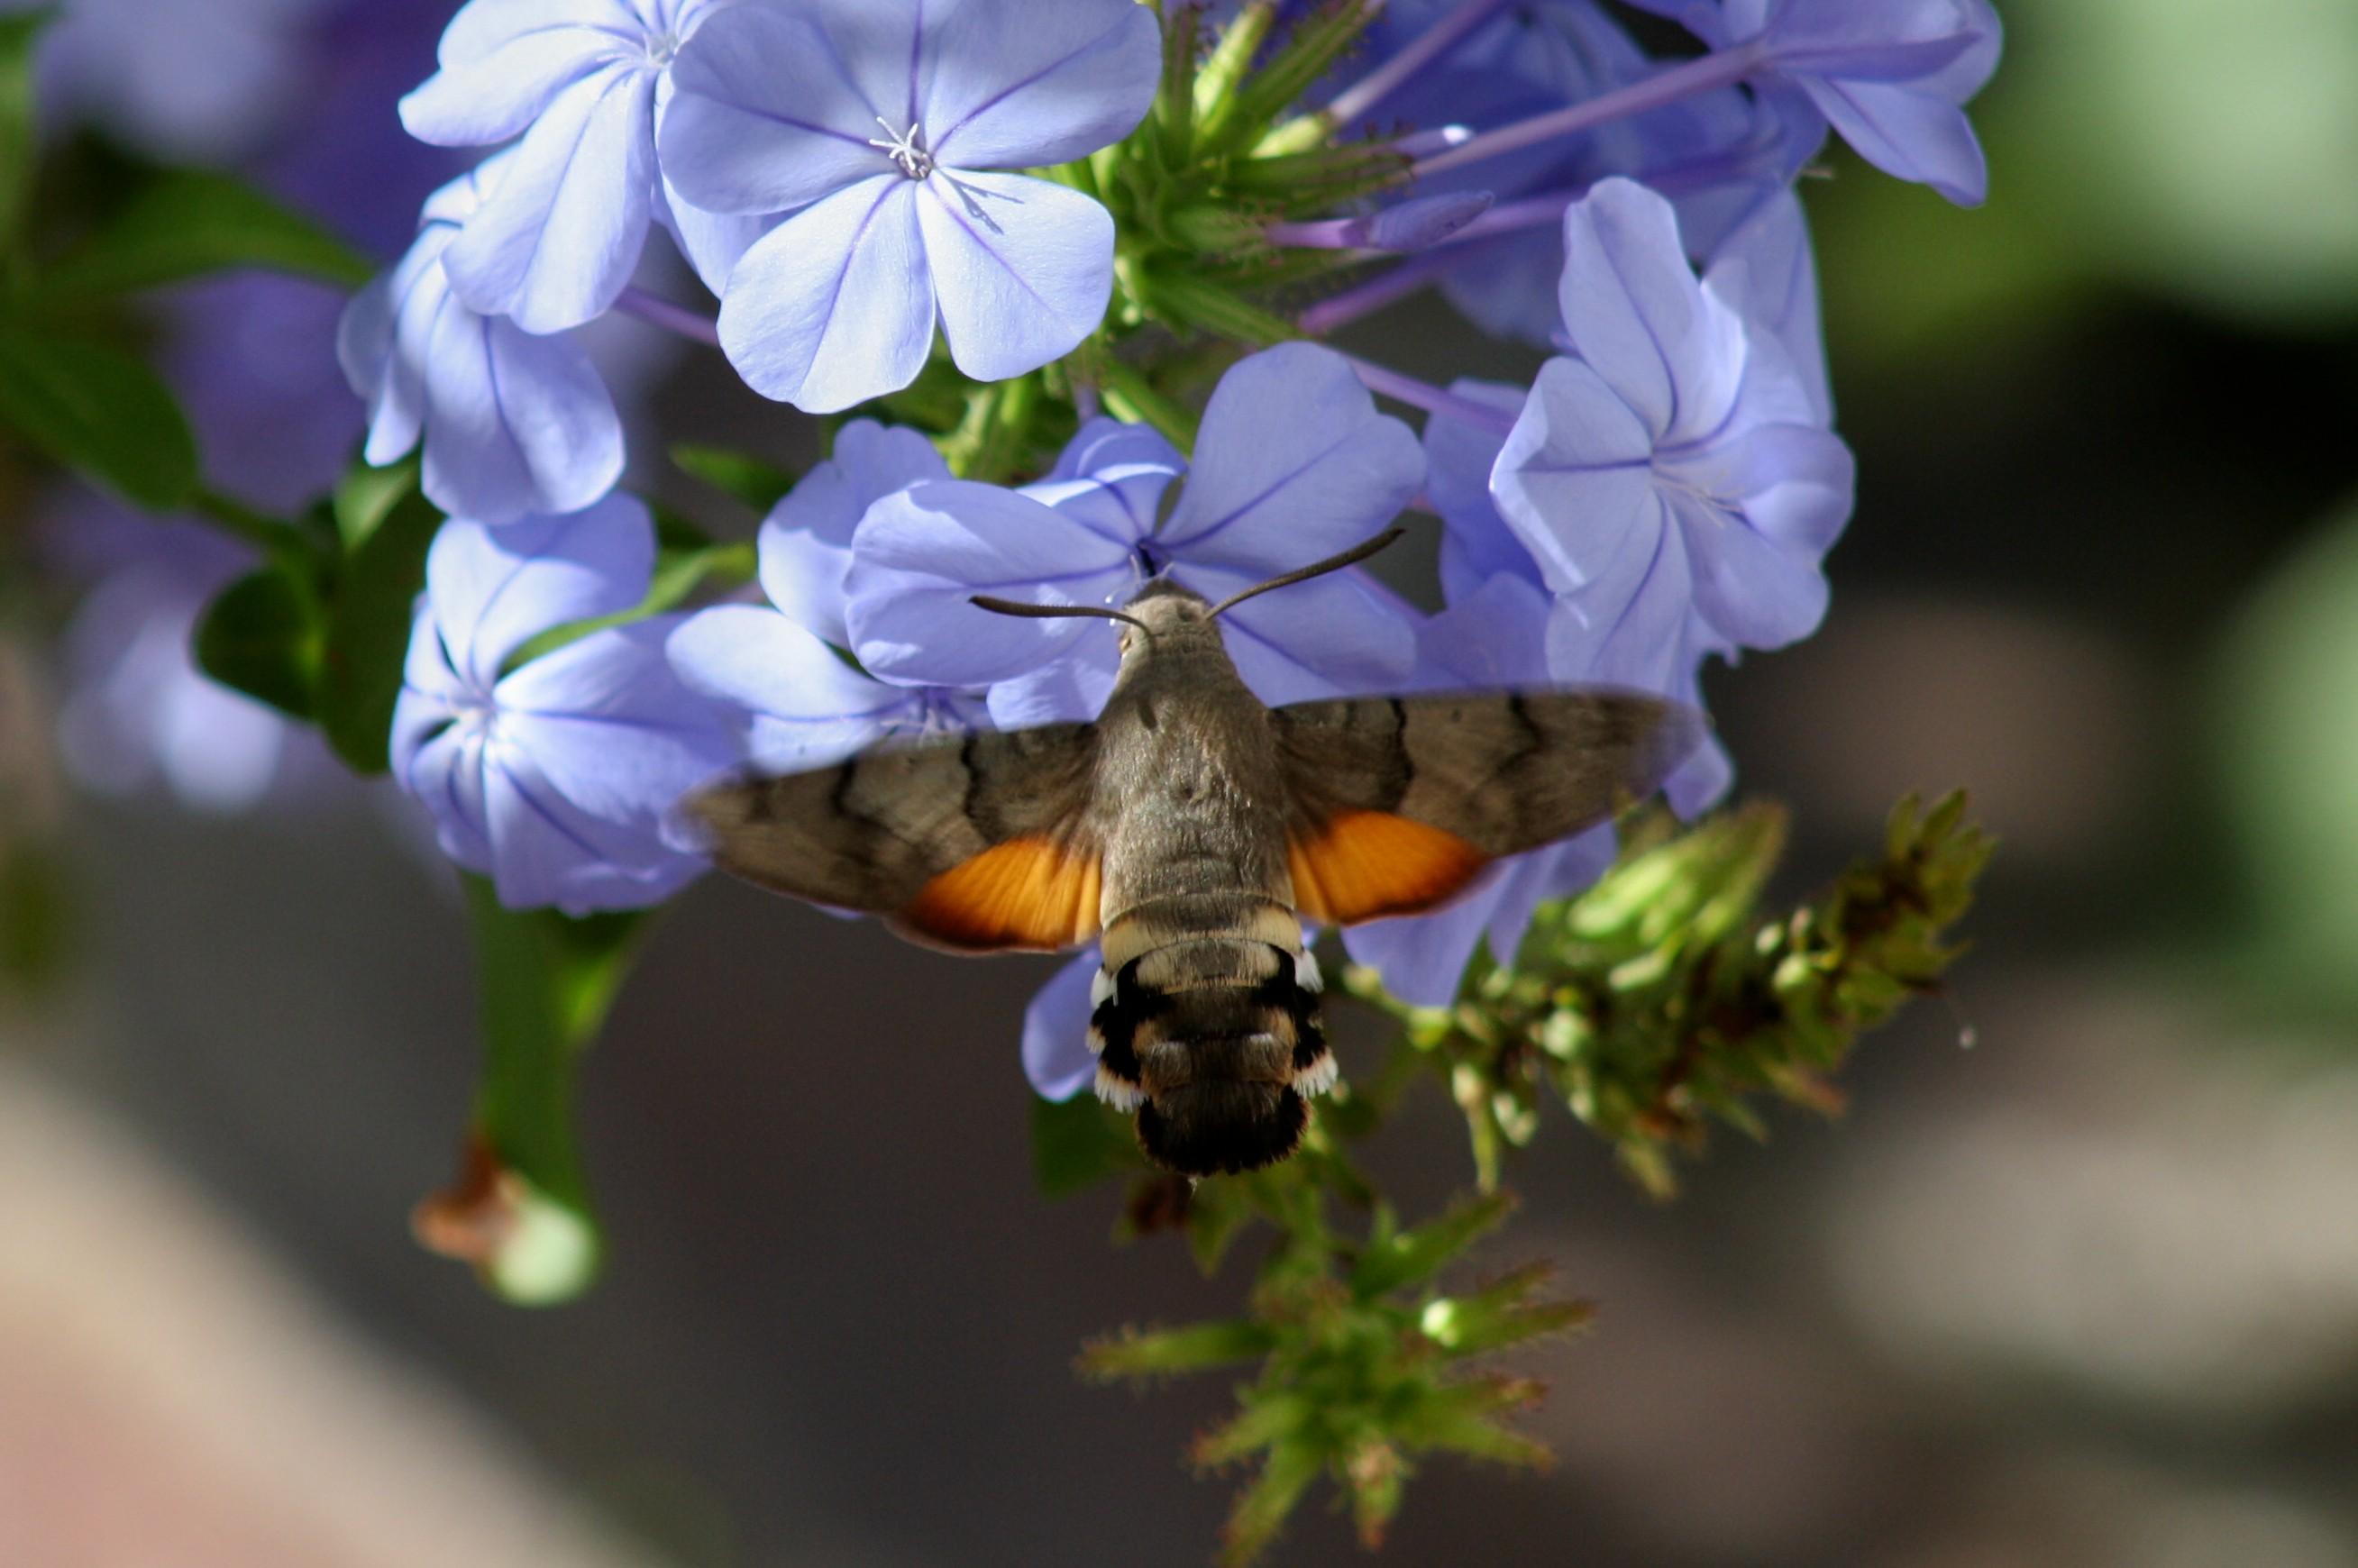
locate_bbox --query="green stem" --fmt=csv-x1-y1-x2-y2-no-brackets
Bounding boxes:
1193,2,1277,147
940,373,1044,483
1096,358,1202,451
190,485,303,559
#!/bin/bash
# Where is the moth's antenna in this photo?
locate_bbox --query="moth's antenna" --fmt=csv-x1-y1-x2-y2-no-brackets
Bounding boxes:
1207,526,1407,618
970,595,1148,631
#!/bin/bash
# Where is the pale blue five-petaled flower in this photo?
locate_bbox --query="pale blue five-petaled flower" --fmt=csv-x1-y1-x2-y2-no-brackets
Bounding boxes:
391,496,737,913
657,0,1161,412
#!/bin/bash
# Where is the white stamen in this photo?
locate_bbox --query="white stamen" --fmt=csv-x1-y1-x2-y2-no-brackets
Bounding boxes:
867,116,935,179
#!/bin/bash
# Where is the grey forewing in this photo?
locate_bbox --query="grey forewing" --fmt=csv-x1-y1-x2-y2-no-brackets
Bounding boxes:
1269,688,1702,856
685,723,1100,914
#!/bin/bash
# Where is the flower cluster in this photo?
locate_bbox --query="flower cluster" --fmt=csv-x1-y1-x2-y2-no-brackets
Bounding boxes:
335,0,1997,1086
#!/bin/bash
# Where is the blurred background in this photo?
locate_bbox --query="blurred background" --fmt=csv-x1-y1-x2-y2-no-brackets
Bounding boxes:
4,1,2357,1564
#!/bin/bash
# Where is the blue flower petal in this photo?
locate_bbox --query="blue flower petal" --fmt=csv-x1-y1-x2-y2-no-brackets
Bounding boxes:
1044,415,1187,487
717,175,935,413
441,62,659,333
482,739,707,913
1158,343,1423,572
1557,178,1746,445
1801,72,1987,205
418,284,626,522
337,270,422,468
845,479,1135,688
345,166,625,524
1715,0,2000,205
654,175,777,299
1345,837,1610,1008
425,497,655,689
1022,415,1184,545
498,617,736,834
437,0,643,68
1421,379,1540,604
918,170,1115,383
1417,570,1553,688
1184,565,1421,705
1492,354,1659,596
1023,949,1103,1099
398,709,497,873
658,4,908,215
399,5,623,147
1665,487,1829,652
669,604,920,770
759,420,950,647
796,0,937,135
1703,190,1832,424
923,0,1160,170
985,656,1115,729
1542,515,1695,690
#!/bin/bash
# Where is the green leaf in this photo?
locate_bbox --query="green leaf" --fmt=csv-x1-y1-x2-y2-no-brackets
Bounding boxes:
194,567,321,719
670,442,795,511
317,479,441,773
1079,1319,1278,1381
0,8,52,251
1030,1091,1140,1197
0,327,197,508
1348,1190,1513,1299
35,167,373,300
333,454,424,552
1219,1436,1322,1568
430,878,648,1306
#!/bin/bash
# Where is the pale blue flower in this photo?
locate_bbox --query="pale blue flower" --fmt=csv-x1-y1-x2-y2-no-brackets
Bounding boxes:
1023,950,1101,1100
339,159,626,525
1628,0,2002,205
659,0,1160,411
1403,0,1810,346
666,423,985,778
1492,179,1852,661
756,419,950,650
391,495,737,913
1701,187,1831,425
841,343,1425,718
46,507,320,813
1423,378,1735,817
667,606,991,776
399,0,730,332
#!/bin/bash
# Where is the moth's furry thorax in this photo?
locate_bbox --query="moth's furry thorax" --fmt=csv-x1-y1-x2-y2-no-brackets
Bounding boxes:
1110,577,1236,677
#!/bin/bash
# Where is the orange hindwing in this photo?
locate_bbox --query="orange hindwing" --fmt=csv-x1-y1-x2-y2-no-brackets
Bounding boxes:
898,836,1103,953
1287,810,1488,926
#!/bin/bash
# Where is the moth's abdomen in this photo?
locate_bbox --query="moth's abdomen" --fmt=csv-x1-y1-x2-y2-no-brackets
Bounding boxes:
1088,916,1336,1178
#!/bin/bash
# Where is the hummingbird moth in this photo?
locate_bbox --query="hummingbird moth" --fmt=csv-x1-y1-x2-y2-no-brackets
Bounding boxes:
688,529,1700,1177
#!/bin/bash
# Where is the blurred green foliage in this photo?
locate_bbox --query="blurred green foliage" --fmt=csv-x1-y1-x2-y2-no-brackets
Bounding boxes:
2209,497,2358,1018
